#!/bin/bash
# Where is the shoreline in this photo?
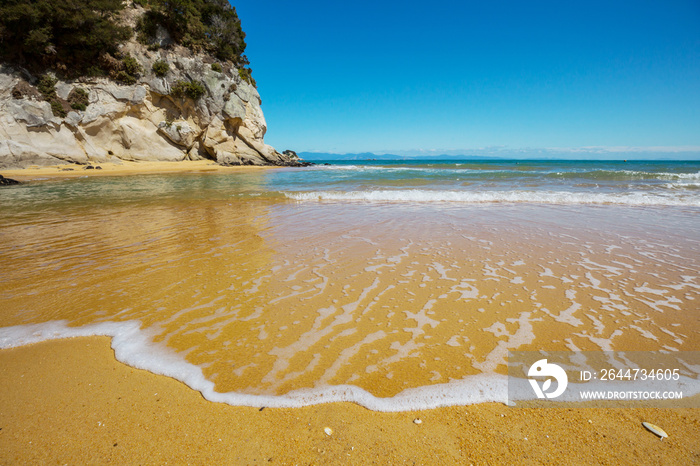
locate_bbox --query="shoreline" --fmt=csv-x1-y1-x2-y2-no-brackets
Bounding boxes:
0,159,279,182
1,337,698,464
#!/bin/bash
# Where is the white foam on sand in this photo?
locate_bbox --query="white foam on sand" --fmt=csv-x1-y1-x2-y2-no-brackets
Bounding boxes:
2,321,698,411
0,320,509,411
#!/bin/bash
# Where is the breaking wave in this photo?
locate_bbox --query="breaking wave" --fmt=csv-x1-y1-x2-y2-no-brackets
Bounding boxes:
284,189,700,206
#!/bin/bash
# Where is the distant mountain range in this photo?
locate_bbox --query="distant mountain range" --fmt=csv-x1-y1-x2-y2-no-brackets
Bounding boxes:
295,150,700,162
297,152,505,161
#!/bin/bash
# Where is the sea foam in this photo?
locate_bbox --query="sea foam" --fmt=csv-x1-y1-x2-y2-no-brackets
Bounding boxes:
2,321,699,410
0,320,508,411
284,189,700,206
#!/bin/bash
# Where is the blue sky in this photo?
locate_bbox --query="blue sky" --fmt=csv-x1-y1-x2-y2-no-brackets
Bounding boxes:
235,0,700,158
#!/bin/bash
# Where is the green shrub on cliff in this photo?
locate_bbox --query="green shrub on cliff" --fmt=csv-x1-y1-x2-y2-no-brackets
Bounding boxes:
152,60,170,77
122,55,143,77
50,99,67,118
68,88,89,111
114,71,137,85
109,54,142,84
36,74,73,116
37,75,58,100
238,67,256,87
171,80,206,100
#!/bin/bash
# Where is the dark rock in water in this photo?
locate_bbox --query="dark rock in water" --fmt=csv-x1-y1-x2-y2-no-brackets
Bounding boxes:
277,160,315,167
324,163,331,166
0,175,20,185
218,159,314,168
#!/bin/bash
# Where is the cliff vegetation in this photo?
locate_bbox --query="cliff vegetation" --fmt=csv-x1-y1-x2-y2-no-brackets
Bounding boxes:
0,0,252,82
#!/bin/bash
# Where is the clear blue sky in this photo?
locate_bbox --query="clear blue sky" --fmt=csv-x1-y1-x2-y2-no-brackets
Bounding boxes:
234,0,700,157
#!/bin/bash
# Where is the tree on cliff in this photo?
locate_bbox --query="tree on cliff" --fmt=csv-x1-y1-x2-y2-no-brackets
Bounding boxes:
140,0,248,65
0,0,131,74
0,0,250,75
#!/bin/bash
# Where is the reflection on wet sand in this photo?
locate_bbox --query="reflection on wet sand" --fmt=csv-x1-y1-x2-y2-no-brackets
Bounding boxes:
1,197,698,398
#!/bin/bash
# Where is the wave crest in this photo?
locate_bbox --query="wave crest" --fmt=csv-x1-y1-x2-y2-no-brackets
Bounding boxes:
285,189,699,206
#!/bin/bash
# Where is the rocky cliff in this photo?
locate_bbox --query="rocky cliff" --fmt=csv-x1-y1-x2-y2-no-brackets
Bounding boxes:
0,8,299,169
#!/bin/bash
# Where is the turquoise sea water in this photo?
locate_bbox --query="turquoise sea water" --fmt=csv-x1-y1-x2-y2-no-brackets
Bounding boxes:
4,159,700,209
269,159,700,206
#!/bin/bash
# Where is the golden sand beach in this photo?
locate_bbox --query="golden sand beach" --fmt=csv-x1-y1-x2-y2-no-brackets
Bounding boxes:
1,160,273,182
1,162,699,463
2,0,699,458
1,337,698,464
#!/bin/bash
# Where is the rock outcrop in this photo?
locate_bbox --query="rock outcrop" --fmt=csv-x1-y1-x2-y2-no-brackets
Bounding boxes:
0,12,301,169
0,174,20,185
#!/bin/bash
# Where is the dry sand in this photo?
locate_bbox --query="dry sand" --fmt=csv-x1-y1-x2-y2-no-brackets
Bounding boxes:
0,337,698,465
1,160,273,181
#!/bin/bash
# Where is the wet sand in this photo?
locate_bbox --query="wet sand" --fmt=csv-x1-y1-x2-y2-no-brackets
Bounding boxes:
2,197,697,400
0,337,698,464
1,160,273,181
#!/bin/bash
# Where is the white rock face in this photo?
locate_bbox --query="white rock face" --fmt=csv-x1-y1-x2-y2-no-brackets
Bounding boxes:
0,43,296,168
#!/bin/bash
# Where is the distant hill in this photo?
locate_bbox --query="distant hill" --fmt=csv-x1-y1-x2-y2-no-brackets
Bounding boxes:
298,152,506,161
296,150,700,162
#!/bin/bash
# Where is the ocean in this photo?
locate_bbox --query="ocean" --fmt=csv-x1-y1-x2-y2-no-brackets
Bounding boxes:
1,159,699,410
